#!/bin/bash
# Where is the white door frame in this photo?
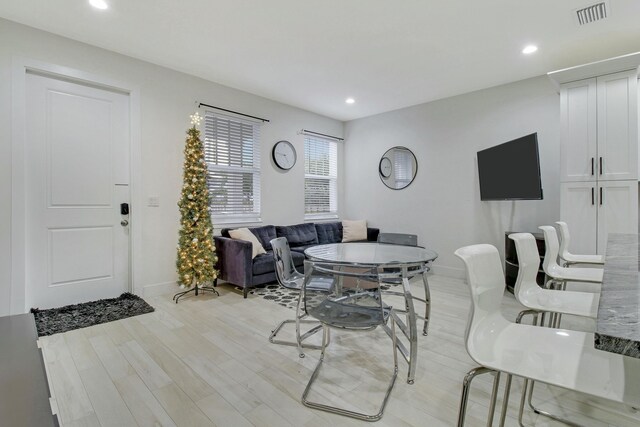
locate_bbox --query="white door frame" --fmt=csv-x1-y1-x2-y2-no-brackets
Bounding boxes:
10,58,142,315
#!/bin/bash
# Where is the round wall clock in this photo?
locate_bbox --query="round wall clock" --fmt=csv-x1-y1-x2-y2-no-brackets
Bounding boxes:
379,156,392,178
272,140,296,170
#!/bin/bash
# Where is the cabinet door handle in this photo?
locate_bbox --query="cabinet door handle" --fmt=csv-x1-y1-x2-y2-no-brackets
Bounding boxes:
600,187,603,206
599,157,603,175
591,157,594,175
591,187,595,205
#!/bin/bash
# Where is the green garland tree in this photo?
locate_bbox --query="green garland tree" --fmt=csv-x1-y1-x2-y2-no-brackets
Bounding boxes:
176,113,218,289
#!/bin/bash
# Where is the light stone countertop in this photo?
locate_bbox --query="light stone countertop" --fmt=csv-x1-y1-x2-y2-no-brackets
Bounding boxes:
595,233,640,358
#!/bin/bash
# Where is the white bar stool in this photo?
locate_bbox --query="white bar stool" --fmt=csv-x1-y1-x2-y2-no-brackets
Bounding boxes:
556,221,605,266
509,232,599,326
454,244,640,427
539,226,603,291
509,232,600,424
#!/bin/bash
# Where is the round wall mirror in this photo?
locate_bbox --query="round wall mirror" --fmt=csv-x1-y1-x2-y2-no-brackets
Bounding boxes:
378,146,418,190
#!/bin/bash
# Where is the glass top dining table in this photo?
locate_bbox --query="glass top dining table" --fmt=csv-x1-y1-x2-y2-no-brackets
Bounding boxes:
304,242,438,267
304,242,438,384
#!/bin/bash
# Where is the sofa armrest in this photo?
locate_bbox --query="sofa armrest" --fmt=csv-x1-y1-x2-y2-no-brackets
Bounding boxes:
214,236,253,286
367,227,380,242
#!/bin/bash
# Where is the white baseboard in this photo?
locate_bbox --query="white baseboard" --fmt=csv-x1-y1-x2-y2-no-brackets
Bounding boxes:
142,281,178,298
430,264,466,280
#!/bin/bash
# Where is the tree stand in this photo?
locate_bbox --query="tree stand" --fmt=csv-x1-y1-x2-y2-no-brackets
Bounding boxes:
173,279,219,304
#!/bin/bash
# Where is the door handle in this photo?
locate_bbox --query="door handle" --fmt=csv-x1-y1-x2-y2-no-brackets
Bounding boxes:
591,187,595,205
600,187,603,206
591,157,594,175
121,220,129,227
599,157,603,175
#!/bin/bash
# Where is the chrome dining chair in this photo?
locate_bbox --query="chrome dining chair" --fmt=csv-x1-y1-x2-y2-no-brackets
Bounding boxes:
454,243,640,427
377,232,431,336
301,260,398,422
269,237,329,358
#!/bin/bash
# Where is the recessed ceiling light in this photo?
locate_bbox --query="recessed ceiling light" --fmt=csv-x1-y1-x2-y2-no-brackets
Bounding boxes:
522,45,538,55
345,98,355,104
89,0,108,10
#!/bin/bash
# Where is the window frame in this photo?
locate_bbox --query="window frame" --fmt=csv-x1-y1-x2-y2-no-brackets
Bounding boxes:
202,111,262,225
304,135,338,221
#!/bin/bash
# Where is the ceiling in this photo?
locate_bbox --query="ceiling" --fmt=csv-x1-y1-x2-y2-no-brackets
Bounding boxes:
2,0,640,121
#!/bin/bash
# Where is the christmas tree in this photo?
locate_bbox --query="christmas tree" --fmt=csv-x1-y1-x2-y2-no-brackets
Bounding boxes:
176,113,218,289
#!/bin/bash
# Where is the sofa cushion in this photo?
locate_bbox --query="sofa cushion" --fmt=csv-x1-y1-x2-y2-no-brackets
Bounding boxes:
252,250,304,276
276,223,319,247
221,225,276,251
290,244,318,254
252,253,274,276
342,219,368,242
229,227,266,259
249,225,277,251
315,222,343,244
291,250,305,267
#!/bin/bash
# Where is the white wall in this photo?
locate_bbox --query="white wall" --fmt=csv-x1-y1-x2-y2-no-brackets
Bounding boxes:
0,18,343,315
344,76,561,278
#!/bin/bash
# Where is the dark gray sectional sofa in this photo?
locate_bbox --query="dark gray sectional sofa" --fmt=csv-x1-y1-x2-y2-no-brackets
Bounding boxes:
214,222,379,298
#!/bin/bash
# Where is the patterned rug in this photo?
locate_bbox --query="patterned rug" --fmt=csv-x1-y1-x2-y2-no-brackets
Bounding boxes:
245,284,301,310
31,293,155,337
242,282,398,311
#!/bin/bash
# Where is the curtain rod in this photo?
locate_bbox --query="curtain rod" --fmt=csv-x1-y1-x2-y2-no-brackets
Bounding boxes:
197,102,270,123
300,129,344,141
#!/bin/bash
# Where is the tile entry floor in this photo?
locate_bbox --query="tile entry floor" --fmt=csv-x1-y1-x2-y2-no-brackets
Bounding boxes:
39,275,640,426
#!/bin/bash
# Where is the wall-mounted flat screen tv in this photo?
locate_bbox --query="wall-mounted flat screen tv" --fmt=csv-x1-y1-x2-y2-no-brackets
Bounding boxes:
477,133,543,201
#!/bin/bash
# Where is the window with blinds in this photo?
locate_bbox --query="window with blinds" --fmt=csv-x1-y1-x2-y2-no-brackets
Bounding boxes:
202,112,261,223
304,135,338,219
394,149,414,187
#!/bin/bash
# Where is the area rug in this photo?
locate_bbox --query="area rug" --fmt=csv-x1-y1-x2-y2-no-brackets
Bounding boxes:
245,284,302,310
243,282,396,311
30,293,154,337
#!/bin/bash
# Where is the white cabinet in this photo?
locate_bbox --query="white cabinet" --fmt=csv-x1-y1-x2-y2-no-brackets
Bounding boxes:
560,79,597,182
560,181,638,255
560,71,638,182
560,182,597,254
558,68,638,254
597,71,638,181
597,180,638,253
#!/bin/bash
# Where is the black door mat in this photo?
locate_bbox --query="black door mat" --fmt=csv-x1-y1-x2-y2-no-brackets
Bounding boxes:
30,293,154,337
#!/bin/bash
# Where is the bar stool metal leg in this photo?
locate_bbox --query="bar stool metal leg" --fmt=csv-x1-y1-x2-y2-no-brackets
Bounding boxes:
457,367,498,427
499,374,513,427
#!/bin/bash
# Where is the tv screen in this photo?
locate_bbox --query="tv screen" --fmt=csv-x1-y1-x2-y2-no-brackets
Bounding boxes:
477,133,543,201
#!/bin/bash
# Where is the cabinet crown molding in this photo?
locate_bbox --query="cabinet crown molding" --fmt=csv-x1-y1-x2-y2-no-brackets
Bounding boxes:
548,51,640,87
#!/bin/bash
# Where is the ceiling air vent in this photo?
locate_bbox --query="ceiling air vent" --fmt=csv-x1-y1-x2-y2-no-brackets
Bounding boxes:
575,1,609,25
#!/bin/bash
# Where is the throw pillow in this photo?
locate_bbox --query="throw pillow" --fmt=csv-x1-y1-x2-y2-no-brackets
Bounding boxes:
342,219,367,242
229,228,267,258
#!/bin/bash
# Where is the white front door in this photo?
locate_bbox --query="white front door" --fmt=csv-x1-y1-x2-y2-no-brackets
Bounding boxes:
25,72,131,309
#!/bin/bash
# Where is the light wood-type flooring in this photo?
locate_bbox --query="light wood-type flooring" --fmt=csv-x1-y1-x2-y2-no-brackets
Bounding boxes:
39,275,640,426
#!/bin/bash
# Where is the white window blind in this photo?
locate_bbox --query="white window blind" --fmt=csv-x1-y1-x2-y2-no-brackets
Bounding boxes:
394,149,414,187
305,135,338,219
203,112,261,223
